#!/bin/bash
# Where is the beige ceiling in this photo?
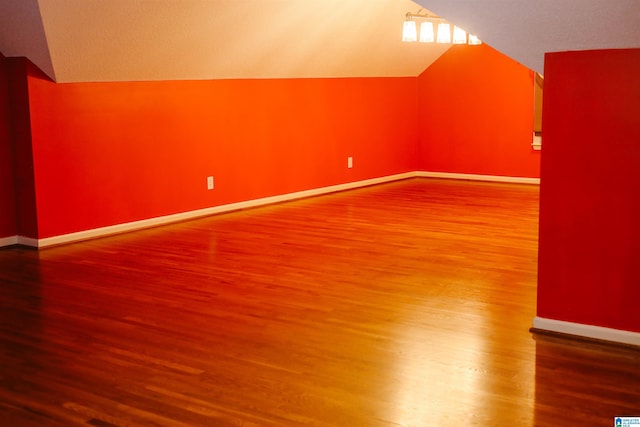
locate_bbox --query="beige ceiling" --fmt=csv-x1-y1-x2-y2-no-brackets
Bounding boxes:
0,0,639,83
0,0,451,82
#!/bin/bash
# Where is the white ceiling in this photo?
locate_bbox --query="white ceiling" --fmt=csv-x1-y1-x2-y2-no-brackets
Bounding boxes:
415,0,640,73
0,0,639,83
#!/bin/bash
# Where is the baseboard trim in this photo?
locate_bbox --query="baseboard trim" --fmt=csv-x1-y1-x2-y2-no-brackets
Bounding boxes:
417,171,540,185
0,236,18,248
34,172,416,248
532,316,640,347
12,171,541,249
17,236,39,247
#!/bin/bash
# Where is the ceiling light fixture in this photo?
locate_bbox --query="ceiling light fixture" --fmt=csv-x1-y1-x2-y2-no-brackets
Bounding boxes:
468,34,482,45
402,10,481,46
436,23,451,44
452,26,467,44
419,21,435,43
402,20,418,42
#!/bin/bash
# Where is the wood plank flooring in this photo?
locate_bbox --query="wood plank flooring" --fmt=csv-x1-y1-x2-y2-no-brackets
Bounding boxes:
0,178,638,426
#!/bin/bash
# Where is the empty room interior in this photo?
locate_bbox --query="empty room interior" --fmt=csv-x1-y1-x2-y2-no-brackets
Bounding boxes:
1,0,639,425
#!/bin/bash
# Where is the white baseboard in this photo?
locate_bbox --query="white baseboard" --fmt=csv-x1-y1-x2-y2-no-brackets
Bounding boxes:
17,236,39,247
418,171,540,185
11,171,541,248
0,236,18,247
34,172,416,248
532,316,640,347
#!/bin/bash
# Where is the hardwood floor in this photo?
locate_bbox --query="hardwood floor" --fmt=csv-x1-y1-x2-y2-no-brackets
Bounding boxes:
0,178,638,426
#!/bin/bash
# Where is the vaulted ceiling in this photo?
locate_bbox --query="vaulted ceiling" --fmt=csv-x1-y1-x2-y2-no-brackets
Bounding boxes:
0,0,639,83
416,0,640,73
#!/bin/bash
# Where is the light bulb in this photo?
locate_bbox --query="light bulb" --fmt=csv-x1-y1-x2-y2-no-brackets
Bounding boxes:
468,34,482,45
436,23,451,44
402,21,417,42
419,22,435,43
453,26,467,44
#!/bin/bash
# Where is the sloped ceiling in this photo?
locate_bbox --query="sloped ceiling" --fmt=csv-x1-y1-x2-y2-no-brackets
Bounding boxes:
1,0,451,82
415,0,640,73
0,0,55,79
0,0,639,83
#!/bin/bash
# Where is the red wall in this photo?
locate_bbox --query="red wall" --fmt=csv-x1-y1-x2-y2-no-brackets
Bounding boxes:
1,54,39,240
537,48,640,333
0,53,16,238
416,44,540,178
26,65,418,238
6,58,39,239
6,45,541,242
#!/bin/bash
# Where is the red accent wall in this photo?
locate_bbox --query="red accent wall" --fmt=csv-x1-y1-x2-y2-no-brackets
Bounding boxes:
5,45,541,242
0,53,16,238
26,66,418,238
2,57,39,239
537,48,640,333
416,44,540,178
